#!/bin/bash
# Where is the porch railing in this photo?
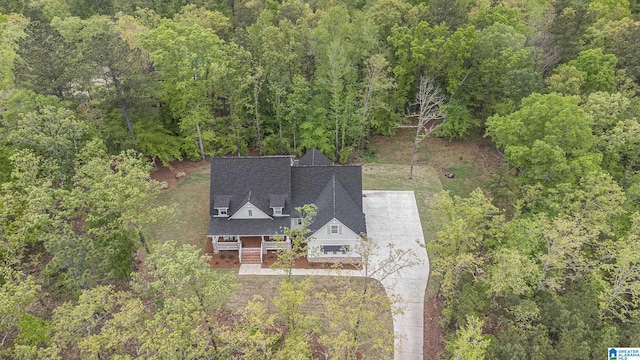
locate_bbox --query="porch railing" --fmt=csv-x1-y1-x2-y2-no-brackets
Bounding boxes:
218,241,240,251
264,241,288,251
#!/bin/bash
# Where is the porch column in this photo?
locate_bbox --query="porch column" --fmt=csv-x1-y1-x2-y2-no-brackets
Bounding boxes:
286,236,292,251
212,236,219,254
261,235,267,255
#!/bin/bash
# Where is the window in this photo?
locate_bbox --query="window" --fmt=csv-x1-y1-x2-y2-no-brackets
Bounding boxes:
322,245,349,254
330,225,339,234
273,207,282,215
295,218,303,226
248,209,253,217
214,208,228,217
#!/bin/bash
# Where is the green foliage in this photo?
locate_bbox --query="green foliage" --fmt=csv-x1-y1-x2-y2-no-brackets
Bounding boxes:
0,267,41,349
3,0,640,356
271,204,317,277
141,241,237,312
567,48,618,94
0,150,57,265
486,93,599,185
435,100,478,140
0,13,27,91
45,139,165,287
445,315,490,360
221,295,280,359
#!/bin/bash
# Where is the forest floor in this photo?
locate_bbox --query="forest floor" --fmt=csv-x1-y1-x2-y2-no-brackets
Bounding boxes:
149,130,501,359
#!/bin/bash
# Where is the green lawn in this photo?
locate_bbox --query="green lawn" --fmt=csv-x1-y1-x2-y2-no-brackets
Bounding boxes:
147,166,211,249
362,163,442,244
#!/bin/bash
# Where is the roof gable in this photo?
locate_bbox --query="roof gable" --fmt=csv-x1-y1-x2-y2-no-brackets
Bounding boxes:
291,165,363,212
229,201,272,219
309,175,366,235
298,148,333,166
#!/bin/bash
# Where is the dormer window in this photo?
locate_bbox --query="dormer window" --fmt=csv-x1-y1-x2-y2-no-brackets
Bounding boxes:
273,207,283,216
214,208,228,217
213,195,231,218
248,209,253,217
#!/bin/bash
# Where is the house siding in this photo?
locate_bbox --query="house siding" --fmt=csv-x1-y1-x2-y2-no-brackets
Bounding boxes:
307,218,361,262
230,202,271,219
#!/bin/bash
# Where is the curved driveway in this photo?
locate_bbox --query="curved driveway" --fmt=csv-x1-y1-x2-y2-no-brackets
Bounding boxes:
239,190,429,359
362,190,429,360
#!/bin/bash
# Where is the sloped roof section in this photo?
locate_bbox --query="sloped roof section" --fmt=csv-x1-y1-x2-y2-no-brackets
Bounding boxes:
310,175,366,235
208,149,365,238
209,157,293,216
213,195,231,208
270,195,286,208
298,147,333,166
291,165,363,213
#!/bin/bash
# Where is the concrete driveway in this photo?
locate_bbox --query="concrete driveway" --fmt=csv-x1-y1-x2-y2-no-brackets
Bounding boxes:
239,190,429,359
363,190,429,360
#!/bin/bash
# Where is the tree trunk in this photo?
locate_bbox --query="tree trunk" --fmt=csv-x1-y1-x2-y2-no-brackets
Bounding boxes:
335,116,339,161
409,125,420,179
254,81,262,155
293,120,297,154
195,123,205,161
233,116,241,157
113,75,135,140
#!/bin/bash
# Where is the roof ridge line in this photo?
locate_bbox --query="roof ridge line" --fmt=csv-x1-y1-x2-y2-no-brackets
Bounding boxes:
332,174,336,218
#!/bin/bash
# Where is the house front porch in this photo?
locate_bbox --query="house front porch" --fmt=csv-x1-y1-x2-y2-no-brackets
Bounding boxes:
207,235,291,264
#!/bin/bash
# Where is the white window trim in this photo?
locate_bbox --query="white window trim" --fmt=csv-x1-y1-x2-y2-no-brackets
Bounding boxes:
330,224,339,234
321,245,349,255
273,207,282,216
214,208,228,217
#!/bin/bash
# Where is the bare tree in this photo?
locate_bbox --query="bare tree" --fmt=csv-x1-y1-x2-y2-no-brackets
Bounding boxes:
406,76,447,179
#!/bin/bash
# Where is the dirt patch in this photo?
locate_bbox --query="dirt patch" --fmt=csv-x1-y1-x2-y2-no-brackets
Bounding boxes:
371,129,501,185
150,159,209,189
423,294,446,359
261,251,360,270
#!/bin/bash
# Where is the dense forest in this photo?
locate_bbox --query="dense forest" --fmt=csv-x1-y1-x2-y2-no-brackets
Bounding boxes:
2,0,640,358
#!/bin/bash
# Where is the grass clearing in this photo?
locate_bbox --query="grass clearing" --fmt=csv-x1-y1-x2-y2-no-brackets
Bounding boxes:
147,166,211,249
362,163,442,244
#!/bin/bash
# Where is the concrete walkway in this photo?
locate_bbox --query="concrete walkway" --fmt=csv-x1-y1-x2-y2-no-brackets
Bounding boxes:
238,190,429,360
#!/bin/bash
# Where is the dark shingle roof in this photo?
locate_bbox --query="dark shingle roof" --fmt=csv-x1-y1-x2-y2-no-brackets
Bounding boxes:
208,150,365,237
309,175,366,235
208,217,290,236
270,195,286,208
298,147,333,166
209,157,293,215
213,195,231,208
291,165,363,212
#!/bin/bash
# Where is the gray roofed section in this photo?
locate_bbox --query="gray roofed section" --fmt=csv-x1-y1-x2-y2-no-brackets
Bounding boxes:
298,148,333,166
210,157,293,215
208,150,365,238
309,176,366,235
291,165,363,212
213,195,230,208
270,195,286,208
208,217,290,236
